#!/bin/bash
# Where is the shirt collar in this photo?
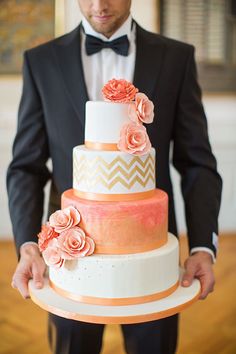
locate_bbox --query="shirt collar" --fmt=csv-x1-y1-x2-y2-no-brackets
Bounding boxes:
82,14,133,41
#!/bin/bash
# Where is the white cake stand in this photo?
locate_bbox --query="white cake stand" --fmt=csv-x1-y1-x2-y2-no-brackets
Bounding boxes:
29,268,200,324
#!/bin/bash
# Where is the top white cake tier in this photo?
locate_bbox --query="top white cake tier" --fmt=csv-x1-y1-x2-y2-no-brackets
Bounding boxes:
85,101,134,144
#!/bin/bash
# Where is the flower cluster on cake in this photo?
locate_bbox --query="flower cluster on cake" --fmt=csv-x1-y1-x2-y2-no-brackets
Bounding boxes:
38,206,95,268
102,79,154,156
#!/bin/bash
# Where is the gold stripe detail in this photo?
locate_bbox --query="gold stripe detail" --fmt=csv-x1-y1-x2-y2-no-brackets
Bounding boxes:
75,161,155,180
75,172,155,190
74,154,155,170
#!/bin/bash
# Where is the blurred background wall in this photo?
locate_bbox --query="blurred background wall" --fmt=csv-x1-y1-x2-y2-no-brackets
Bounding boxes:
0,0,236,239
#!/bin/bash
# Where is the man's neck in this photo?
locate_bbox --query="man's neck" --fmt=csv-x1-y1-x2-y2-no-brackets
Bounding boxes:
82,14,133,41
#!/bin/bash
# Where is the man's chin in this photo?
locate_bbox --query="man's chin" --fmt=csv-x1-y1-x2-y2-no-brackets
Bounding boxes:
88,17,119,37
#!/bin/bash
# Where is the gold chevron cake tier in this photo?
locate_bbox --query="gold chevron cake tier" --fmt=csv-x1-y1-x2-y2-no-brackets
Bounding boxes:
73,146,156,201
62,189,168,254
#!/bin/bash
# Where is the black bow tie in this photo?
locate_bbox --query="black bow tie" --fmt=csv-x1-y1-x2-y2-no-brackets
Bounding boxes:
85,34,129,56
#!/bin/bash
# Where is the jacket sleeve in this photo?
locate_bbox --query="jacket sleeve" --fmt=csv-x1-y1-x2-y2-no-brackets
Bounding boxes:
6,51,51,255
172,46,222,257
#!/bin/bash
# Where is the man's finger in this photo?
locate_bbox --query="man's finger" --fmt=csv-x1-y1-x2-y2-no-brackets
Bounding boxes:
181,261,197,287
32,261,44,289
12,273,30,299
199,273,215,300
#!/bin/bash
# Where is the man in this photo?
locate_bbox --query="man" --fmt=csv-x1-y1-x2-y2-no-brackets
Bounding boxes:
7,1,222,353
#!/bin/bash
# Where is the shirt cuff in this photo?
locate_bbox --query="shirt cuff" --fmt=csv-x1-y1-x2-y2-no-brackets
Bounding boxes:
190,247,216,264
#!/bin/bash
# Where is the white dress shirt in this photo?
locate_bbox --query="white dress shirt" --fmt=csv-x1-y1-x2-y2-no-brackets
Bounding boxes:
81,14,136,100
21,16,216,262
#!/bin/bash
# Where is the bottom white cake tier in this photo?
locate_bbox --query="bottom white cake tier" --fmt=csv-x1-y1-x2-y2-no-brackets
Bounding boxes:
29,270,200,324
49,233,179,306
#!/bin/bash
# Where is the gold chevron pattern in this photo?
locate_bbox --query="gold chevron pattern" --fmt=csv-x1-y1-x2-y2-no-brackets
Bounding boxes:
74,154,155,170
73,153,155,190
75,161,154,180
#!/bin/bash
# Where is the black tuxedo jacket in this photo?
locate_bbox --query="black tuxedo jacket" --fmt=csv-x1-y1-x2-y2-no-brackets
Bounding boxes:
7,23,222,256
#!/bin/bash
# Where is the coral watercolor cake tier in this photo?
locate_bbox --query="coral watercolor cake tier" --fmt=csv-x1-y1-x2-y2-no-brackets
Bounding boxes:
62,188,168,254
36,79,186,313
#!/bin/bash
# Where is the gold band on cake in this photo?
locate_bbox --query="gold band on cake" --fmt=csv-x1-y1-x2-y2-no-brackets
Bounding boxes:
49,280,179,306
85,141,118,151
73,189,156,201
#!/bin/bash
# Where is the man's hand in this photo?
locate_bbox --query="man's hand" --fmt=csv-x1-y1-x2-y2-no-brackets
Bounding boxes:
181,251,215,299
11,243,46,299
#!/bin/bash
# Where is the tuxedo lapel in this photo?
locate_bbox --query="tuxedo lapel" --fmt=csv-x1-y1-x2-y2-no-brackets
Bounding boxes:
53,24,88,129
134,24,166,100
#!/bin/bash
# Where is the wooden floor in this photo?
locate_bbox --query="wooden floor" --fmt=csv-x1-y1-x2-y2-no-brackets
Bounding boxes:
0,235,236,354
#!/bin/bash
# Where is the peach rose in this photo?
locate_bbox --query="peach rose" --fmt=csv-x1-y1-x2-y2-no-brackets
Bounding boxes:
57,226,95,260
49,206,81,233
102,79,138,102
42,239,64,268
38,223,59,252
117,122,151,155
128,93,154,124
83,236,95,256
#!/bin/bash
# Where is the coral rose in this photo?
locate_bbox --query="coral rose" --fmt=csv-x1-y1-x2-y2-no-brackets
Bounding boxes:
57,226,95,260
102,78,138,102
128,93,154,124
38,223,59,252
42,239,64,268
118,122,151,155
49,206,81,233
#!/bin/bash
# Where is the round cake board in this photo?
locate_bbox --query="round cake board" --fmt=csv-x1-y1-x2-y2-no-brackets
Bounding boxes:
29,268,201,324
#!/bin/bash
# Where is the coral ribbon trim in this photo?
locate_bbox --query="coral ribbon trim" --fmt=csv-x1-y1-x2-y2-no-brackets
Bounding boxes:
73,189,156,202
49,280,179,306
93,237,167,254
29,286,200,324
85,141,118,151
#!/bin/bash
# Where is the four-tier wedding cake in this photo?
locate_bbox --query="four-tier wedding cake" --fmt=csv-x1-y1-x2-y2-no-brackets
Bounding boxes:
37,79,180,307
